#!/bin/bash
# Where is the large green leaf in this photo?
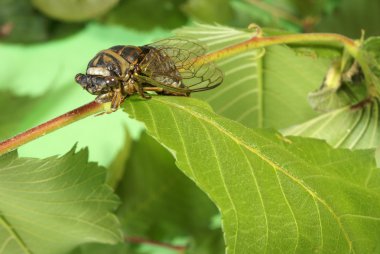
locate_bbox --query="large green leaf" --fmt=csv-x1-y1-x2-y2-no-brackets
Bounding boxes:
176,24,331,129
122,95,380,253
0,149,121,254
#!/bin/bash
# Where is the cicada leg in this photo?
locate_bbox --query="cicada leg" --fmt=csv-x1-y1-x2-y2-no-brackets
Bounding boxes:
132,80,151,99
95,92,114,103
142,87,189,96
110,89,124,111
143,87,164,93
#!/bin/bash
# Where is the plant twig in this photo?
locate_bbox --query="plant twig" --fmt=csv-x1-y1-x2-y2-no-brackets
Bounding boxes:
201,32,357,63
125,236,187,253
0,101,104,155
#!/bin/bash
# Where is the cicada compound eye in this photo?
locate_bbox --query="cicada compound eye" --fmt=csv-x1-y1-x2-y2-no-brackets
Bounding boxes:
75,73,88,88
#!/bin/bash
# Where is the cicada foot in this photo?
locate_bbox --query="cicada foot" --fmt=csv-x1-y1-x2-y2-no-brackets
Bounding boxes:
110,90,125,112
157,90,189,97
134,83,152,99
141,87,189,97
95,91,124,113
95,92,114,104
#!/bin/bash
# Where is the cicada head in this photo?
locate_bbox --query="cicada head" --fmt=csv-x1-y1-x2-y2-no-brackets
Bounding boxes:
75,73,118,95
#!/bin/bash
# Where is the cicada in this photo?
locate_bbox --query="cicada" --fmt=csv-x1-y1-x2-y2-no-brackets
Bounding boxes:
75,38,223,111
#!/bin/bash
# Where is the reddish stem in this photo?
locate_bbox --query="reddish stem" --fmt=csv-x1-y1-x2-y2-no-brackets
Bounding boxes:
0,101,104,155
125,236,187,253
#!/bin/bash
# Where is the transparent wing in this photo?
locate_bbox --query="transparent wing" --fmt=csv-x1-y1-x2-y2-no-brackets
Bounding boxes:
139,38,223,92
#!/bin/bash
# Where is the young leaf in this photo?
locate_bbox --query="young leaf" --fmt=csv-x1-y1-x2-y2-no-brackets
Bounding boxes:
123,95,380,254
282,99,380,150
0,149,121,254
283,37,380,163
176,24,330,129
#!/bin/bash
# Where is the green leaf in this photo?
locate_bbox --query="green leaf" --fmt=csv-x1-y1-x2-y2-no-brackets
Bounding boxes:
122,95,380,253
176,24,330,129
282,98,380,150
364,37,380,78
307,56,367,113
116,132,223,254
106,129,133,189
0,148,121,254
31,0,119,22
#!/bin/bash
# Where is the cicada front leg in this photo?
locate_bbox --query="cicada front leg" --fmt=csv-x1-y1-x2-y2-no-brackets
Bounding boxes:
95,90,125,112
130,79,151,99
110,89,125,111
95,92,114,104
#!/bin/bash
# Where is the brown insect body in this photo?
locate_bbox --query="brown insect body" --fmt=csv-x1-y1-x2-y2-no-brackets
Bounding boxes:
75,39,223,111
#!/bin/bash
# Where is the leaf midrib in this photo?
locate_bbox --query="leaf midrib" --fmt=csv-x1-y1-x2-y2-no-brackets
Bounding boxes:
0,214,31,254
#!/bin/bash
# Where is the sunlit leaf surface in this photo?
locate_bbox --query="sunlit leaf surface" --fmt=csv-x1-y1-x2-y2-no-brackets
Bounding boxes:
123,95,380,254
0,149,121,254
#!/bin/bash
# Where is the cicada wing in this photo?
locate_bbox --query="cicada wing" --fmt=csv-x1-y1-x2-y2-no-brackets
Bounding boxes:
148,38,206,64
136,74,191,94
140,38,223,93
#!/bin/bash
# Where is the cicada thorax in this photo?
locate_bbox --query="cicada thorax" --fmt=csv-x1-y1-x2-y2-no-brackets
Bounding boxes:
87,45,147,78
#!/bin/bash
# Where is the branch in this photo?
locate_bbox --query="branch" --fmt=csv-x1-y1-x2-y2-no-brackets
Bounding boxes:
201,32,357,63
125,236,187,253
0,101,104,155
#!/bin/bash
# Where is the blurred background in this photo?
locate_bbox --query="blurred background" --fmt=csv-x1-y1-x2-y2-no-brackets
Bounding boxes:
1,0,379,44
1,1,379,253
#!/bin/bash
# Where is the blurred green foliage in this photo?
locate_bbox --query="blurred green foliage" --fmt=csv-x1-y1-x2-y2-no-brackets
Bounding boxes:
1,0,379,43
